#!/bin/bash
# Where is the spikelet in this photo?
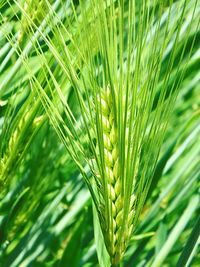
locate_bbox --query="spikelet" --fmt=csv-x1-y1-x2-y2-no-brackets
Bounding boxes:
18,0,49,41
0,111,43,185
96,88,137,265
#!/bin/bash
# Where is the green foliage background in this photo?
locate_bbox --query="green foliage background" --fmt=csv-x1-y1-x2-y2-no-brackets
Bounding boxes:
0,0,199,266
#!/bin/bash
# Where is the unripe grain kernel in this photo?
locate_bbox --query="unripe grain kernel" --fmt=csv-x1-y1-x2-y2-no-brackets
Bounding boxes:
114,178,121,196
113,159,120,179
115,196,123,211
106,166,115,184
102,117,111,132
110,125,117,144
104,149,114,167
107,184,116,201
112,145,118,162
103,134,112,150
116,210,123,226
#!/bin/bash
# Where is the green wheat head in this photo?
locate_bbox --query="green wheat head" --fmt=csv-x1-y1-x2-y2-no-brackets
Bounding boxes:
0,100,44,186
26,0,198,264
95,87,137,264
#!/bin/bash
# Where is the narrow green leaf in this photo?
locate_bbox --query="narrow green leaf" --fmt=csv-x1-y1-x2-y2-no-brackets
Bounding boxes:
151,195,199,267
177,215,200,267
58,216,84,267
93,203,110,267
155,222,168,255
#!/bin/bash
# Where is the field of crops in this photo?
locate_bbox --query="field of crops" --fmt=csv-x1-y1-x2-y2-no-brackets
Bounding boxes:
0,1,199,267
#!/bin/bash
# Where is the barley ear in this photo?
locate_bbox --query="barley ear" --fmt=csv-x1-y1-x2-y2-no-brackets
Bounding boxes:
96,87,136,265
0,108,44,186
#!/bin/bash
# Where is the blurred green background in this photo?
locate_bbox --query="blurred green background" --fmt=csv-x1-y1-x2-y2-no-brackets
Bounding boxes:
0,1,199,266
